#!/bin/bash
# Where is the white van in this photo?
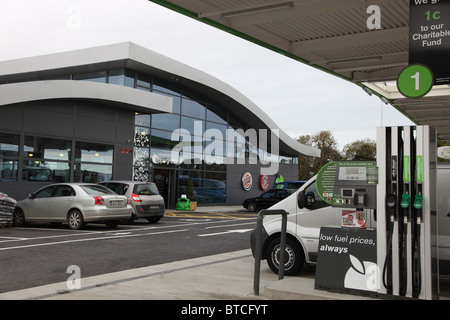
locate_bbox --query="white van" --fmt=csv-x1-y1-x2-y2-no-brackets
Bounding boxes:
251,171,449,276
250,175,345,275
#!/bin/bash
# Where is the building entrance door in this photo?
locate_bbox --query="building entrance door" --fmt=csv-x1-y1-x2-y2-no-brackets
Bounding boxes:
154,169,177,208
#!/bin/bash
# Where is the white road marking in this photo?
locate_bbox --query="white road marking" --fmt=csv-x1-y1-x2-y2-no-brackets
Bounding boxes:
198,229,253,237
0,229,189,251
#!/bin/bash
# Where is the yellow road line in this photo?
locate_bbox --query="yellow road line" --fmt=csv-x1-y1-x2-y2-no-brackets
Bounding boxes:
165,211,255,219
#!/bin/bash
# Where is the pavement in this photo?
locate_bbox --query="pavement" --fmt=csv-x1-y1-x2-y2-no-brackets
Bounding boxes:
0,205,449,301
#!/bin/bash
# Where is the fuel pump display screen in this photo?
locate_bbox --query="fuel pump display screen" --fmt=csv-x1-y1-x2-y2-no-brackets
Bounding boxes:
316,161,377,209
338,167,366,181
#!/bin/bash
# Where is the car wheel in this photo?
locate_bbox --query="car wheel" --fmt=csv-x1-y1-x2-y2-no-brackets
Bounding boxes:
68,209,84,230
13,208,26,227
247,202,257,212
266,236,305,276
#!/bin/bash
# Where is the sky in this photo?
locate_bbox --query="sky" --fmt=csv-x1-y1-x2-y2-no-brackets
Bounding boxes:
0,0,415,150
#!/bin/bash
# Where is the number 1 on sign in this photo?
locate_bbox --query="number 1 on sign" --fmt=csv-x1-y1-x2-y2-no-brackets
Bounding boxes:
397,64,433,98
411,72,420,91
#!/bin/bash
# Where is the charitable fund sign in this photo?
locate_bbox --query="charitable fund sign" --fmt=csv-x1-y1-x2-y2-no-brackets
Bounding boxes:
409,0,450,86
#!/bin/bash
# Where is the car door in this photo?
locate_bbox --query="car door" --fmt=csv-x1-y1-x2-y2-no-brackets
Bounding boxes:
47,185,76,222
24,185,57,220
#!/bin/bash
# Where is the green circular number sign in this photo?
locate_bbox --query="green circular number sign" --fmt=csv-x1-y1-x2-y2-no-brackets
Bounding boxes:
397,64,434,98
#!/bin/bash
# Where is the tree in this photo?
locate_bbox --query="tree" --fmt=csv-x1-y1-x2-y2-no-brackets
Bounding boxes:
342,138,376,161
297,130,342,180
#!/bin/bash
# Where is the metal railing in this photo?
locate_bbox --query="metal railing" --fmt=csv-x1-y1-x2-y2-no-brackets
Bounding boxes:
253,209,287,296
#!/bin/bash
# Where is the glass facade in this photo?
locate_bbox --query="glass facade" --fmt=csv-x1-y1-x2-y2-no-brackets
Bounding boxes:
0,132,114,184
103,68,296,204
0,133,19,182
0,67,298,206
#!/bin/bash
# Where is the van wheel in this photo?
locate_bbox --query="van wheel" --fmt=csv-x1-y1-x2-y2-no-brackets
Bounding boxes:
266,236,304,276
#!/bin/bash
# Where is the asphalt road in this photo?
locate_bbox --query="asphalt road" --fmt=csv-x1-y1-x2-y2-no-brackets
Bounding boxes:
0,211,257,294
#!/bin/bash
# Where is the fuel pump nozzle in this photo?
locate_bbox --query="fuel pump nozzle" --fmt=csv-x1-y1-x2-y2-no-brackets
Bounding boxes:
414,194,423,222
400,193,410,209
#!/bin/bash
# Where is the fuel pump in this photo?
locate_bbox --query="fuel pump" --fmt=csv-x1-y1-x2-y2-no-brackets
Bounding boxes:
377,125,438,300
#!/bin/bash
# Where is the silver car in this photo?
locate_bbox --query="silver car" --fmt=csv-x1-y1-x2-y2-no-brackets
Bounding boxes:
100,181,165,223
14,183,132,230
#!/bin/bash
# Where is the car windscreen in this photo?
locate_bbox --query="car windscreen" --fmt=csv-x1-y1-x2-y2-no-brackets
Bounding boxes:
80,185,117,196
133,183,159,195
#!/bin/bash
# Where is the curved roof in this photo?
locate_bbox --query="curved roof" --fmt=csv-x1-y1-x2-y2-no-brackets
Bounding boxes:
0,42,319,157
0,80,172,114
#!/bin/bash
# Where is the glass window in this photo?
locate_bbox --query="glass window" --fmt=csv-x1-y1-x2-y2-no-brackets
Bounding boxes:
151,113,180,131
108,69,125,86
261,190,276,199
125,69,135,88
135,114,150,127
24,136,71,161
133,147,150,167
181,98,206,119
204,172,226,187
151,147,178,167
33,185,57,198
205,122,227,142
204,156,226,171
206,104,227,124
73,71,107,83
75,142,113,164
80,184,116,195
0,133,19,157
304,181,330,210
201,172,226,203
133,183,159,195
179,151,203,169
54,185,76,197
102,182,129,195
74,163,112,183
0,160,18,182
137,73,151,89
135,127,150,147
150,129,179,150
22,161,70,182
153,77,181,96
181,116,204,137
155,91,181,114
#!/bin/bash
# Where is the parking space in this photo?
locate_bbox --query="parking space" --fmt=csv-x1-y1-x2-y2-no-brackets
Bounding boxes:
0,212,257,294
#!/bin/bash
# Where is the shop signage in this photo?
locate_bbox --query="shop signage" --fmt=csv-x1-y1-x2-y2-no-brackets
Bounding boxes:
241,172,252,191
315,227,378,293
409,0,450,86
260,174,270,191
